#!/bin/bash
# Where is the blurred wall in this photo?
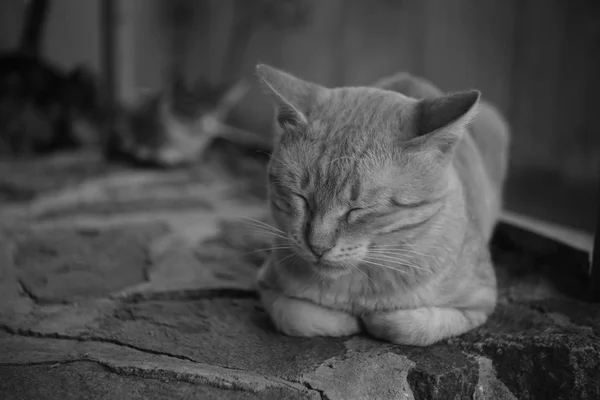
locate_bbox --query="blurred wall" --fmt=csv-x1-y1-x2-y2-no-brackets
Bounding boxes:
0,0,167,89
0,0,100,70
189,0,600,232
0,0,598,232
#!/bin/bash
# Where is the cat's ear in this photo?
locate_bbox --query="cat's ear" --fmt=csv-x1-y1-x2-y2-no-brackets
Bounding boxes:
409,90,480,153
256,64,324,132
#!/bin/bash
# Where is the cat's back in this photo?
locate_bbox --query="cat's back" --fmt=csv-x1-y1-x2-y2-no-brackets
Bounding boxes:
453,99,510,238
372,72,510,186
373,72,510,237
465,100,510,190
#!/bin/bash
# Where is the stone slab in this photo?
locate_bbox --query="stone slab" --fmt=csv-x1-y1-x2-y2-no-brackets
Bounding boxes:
0,335,319,400
6,222,167,303
0,147,598,400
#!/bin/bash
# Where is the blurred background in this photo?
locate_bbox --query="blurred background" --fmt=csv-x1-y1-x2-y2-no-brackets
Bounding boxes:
0,0,599,237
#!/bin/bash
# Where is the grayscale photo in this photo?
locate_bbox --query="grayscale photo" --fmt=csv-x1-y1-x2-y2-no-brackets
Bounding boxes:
0,1,599,399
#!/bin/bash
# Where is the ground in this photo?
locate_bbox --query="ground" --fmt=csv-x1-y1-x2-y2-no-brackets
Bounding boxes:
0,142,598,400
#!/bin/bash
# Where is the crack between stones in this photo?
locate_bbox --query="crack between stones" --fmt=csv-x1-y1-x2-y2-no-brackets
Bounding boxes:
121,287,259,303
300,380,329,400
16,279,73,306
0,359,82,368
17,279,40,303
0,324,207,364
0,325,319,397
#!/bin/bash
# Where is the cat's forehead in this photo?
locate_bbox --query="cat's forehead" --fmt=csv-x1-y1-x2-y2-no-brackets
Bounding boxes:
274,142,396,198
315,87,413,128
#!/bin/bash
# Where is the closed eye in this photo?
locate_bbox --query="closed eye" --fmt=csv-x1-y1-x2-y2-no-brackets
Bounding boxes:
389,197,431,209
271,197,292,212
345,207,363,223
294,193,311,211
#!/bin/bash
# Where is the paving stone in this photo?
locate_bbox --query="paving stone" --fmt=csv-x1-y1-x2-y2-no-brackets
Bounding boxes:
0,151,117,205
5,288,598,400
472,357,518,400
8,223,167,303
0,334,319,400
0,363,314,400
0,235,34,323
0,148,599,399
97,297,348,381
303,351,416,400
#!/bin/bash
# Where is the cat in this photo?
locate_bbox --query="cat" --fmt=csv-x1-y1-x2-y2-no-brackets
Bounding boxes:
254,64,510,346
105,78,262,168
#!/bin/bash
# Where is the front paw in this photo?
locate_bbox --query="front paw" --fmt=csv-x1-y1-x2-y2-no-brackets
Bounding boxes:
260,289,360,337
362,307,490,346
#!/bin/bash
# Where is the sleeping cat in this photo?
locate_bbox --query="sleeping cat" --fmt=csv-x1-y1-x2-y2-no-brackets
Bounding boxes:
255,64,510,346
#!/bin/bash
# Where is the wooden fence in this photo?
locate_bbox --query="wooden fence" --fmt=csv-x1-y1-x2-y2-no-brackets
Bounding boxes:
2,0,598,231
176,0,600,232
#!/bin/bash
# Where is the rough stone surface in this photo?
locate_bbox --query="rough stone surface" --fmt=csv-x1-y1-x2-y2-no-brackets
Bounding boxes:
303,351,416,400
0,363,315,400
8,223,167,303
0,147,598,399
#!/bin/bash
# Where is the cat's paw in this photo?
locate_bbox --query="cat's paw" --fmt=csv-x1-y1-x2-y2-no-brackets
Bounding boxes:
362,307,490,346
260,289,360,337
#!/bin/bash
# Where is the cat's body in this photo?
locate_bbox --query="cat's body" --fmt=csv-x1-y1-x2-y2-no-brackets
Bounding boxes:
256,65,510,346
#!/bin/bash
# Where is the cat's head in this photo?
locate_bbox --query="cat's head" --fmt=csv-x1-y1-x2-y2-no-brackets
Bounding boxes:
257,64,479,275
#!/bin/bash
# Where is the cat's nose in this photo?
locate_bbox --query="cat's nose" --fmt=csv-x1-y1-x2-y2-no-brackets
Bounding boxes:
308,243,333,258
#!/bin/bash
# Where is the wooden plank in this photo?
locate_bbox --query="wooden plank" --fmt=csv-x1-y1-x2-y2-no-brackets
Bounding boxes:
19,0,50,55
592,187,600,301
341,0,426,86
100,0,136,106
100,0,116,154
503,0,600,232
220,0,348,133
276,0,346,86
557,1,600,185
420,0,517,114
508,0,566,171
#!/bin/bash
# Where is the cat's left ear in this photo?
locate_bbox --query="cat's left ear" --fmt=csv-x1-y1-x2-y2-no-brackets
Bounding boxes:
408,90,480,153
256,64,325,133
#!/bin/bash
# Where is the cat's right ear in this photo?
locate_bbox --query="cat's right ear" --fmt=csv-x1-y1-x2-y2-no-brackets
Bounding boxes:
256,64,323,132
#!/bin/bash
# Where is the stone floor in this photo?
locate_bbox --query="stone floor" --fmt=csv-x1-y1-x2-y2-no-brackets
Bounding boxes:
0,143,598,400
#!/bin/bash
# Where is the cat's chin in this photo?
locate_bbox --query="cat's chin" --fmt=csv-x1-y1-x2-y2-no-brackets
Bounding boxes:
291,251,353,278
311,262,351,278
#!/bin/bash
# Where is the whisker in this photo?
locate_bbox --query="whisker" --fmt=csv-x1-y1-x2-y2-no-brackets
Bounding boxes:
278,252,298,266
368,254,430,269
369,249,436,259
248,228,291,241
369,244,446,253
370,243,444,250
362,259,409,276
341,263,351,275
400,240,448,254
244,245,293,255
366,255,432,273
239,217,285,234
345,262,375,285
241,222,281,233
366,256,415,268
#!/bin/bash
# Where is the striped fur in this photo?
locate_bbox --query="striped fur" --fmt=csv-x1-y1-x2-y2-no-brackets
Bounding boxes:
256,65,509,346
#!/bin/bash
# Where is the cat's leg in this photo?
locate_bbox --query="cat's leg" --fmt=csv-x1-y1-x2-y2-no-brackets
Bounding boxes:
259,288,361,337
362,305,492,346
